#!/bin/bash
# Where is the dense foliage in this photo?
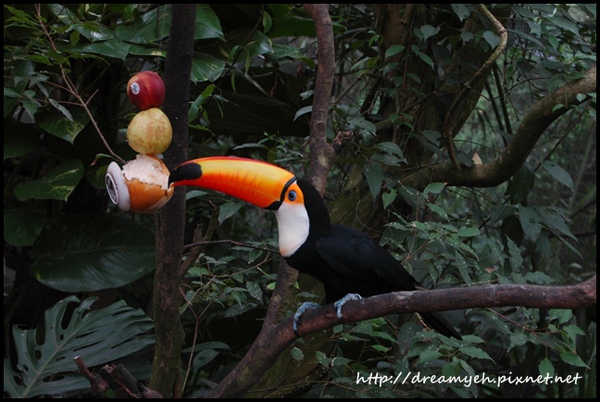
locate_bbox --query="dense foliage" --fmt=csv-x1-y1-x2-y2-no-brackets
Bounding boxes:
4,4,596,398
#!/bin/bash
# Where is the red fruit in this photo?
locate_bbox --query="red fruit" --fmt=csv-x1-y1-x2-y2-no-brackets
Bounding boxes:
127,71,165,110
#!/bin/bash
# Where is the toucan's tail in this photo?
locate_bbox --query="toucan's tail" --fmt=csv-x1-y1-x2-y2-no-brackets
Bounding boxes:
420,311,462,339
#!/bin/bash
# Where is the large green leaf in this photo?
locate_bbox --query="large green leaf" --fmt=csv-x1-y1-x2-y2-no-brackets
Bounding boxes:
13,159,84,201
541,160,574,191
115,5,171,44
190,53,227,83
68,39,132,60
30,214,156,292
4,295,154,398
195,4,225,40
3,208,47,247
37,106,91,144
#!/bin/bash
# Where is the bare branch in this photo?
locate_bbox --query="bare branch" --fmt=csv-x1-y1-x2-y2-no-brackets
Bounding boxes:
207,276,595,398
75,357,163,398
402,65,596,190
295,276,596,335
304,4,337,194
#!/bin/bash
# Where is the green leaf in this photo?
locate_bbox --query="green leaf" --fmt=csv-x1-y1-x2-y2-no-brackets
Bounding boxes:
3,209,47,247
262,10,273,33
371,344,391,353
559,349,588,368
420,24,440,41
364,162,384,199
509,164,534,204
316,350,332,366
427,203,448,221
47,5,116,42
563,324,586,341
483,31,500,48
413,48,435,69
549,16,580,36
115,5,171,44
541,161,574,191
423,182,446,195
461,29,474,43
375,141,405,160
418,349,442,363
384,44,405,58
14,159,84,201
37,106,90,143
229,30,273,60
294,105,312,121
30,214,156,292
539,357,555,377
218,202,244,224
505,236,523,271
537,207,577,241
460,346,494,361
68,39,132,60
290,347,304,361
451,4,471,21
509,332,528,348
548,309,572,324
186,341,230,370
192,349,220,370
4,295,154,398
245,281,263,301
524,271,555,284
382,189,396,209
196,5,225,40
458,227,480,237
518,205,542,242
490,205,517,223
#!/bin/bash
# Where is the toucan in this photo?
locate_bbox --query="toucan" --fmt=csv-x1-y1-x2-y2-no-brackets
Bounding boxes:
169,156,462,339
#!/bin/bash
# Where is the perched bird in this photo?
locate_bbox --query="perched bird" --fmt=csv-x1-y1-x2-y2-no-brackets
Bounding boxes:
169,156,461,339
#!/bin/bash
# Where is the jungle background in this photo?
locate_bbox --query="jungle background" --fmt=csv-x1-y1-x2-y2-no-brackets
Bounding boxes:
3,4,596,398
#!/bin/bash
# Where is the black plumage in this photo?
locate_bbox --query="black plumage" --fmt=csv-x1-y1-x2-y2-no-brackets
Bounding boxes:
285,179,461,339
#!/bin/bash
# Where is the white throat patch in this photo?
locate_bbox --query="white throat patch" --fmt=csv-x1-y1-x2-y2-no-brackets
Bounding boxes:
274,201,310,257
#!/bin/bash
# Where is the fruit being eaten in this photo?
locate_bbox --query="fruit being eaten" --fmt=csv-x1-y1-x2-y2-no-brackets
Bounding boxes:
105,154,174,213
127,71,166,110
126,107,173,155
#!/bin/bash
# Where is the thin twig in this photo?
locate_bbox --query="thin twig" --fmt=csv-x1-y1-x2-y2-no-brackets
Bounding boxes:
34,4,126,165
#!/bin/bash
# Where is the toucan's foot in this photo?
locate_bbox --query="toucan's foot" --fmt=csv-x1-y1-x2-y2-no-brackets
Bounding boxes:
293,302,320,336
334,293,362,320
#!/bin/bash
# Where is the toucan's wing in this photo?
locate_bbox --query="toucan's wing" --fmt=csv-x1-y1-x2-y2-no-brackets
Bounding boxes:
315,224,418,295
316,225,462,339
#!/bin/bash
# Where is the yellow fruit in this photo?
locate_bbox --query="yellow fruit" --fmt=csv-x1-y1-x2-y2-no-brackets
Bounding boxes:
127,108,172,154
105,154,174,213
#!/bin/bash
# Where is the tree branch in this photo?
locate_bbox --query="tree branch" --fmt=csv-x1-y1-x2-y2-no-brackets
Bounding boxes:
304,3,337,194
207,276,595,397
402,65,596,190
151,4,196,398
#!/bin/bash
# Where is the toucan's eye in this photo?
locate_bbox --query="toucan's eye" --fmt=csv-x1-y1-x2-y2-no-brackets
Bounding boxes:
288,190,297,202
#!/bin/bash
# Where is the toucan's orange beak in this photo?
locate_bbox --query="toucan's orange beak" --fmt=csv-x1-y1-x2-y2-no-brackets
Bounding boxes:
169,156,296,210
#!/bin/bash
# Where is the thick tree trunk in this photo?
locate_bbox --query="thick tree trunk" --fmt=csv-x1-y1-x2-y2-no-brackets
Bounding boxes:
150,4,196,397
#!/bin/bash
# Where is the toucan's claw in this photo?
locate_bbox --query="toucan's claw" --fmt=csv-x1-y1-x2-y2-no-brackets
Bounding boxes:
334,293,362,320
293,302,320,336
